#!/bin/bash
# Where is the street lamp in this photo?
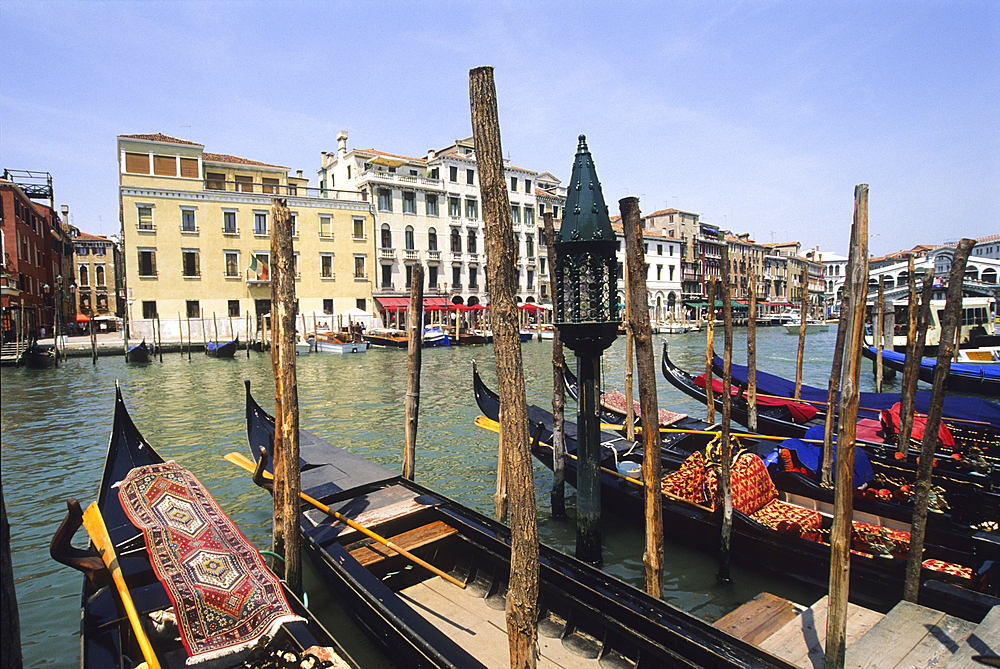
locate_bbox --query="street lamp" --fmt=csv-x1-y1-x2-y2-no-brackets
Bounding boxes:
553,135,620,564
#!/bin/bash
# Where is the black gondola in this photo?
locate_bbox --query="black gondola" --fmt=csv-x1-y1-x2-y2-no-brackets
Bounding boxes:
50,385,357,669
861,343,1000,397
206,336,239,358
472,366,1000,623
243,380,801,669
19,336,56,368
126,339,152,363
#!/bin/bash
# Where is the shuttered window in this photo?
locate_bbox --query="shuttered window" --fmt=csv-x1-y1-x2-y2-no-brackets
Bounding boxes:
206,172,226,190
180,158,199,178
153,155,176,176
262,178,279,194
125,153,149,174
235,175,253,193
137,206,153,230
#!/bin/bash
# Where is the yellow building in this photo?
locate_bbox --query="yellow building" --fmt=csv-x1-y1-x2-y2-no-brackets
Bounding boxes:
118,134,374,335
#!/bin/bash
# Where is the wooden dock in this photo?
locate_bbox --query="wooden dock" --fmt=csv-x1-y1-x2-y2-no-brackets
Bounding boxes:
716,593,999,669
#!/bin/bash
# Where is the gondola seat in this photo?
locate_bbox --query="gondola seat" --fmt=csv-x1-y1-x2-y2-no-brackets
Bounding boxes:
660,451,708,502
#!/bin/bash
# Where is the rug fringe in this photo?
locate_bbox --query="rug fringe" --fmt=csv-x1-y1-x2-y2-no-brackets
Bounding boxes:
184,614,306,665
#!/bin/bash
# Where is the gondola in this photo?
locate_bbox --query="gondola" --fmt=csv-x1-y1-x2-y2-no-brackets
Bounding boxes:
125,339,152,363
473,367,1000,623
243,381,800,669
19,336,56,368
50,385,357,669
861,344,1000,397
663,343,1000,508
206,336,239,358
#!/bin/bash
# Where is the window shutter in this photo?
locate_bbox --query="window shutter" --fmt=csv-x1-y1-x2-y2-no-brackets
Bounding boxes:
195,252,200,276
153,155,176,176
125,153,150,174
151,251,157,276
180,158,199,178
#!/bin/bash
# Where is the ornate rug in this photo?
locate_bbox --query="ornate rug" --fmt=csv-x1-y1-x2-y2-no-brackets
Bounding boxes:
119,461,302,665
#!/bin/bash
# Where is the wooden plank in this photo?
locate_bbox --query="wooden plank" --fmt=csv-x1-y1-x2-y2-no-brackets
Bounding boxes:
348,520,457,568
944,606,1000,669
894,615,976,669
305,484,437,536
762,596,883,669
845,600,945,669
715,593,803,645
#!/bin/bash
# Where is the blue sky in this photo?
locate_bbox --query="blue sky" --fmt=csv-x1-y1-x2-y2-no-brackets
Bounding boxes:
2,1,997,257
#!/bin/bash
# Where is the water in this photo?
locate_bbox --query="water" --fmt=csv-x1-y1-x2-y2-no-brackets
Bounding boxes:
1,326,879,667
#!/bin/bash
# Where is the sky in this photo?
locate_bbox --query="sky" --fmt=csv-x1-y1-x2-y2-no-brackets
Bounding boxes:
2,0,998,258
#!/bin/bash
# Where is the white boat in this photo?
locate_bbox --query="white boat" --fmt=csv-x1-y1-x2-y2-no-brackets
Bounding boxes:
872,296,995,352
296,333,312,355
783,320,830,334
314,331,370,354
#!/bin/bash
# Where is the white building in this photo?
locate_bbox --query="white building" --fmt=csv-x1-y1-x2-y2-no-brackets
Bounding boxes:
610,219,684,323
317,132,566,316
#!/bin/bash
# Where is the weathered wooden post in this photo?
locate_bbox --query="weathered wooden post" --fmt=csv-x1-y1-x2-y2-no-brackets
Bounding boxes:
178,312,184,359
213,312,219,347
187,315,192,360
794,268,808,399
825,184,869,669
875,279,885,392
717,246,735,583
90,309,98,364
470,66,538,669
621,196,664,597
903,239,975,602
897,266,935,455
623,256,635,442
821,240,856,486
747,273,758,432
155,313,162,362
704,278,717,424
403,264,424,481
1,481,22,669
542,212,567,519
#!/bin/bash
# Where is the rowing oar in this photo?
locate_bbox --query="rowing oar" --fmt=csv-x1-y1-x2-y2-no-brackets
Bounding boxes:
81,502,161,669
600,421,828,444
223,452,465,589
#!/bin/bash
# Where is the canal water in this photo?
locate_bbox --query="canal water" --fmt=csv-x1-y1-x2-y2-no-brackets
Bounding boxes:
1,326,891,667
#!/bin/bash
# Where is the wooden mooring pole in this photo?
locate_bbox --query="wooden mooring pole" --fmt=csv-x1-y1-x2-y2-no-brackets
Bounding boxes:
621,196,664,597
270,197,301,595
825,184,869,669
903,239,975,602
747,273,758,433
542,212,567,519
470,65,538,669
704,278,716,424
821,240,856,487
717,246,735,583
155,313,162,362
897,264,935,456
1,480,23,669
794,268,808,400
875,279,885,392
403,264,424,481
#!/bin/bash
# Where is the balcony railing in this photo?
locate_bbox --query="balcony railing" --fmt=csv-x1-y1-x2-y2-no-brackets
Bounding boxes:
402,249,420,261
203,178,367,201
426,250,441,261
467,253,479,264
222,226,239,235
379,248,396,260
357,169,442,189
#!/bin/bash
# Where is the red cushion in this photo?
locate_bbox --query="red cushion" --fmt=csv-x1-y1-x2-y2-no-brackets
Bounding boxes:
661,451,706,503
704,453,779,514
750,499,823,531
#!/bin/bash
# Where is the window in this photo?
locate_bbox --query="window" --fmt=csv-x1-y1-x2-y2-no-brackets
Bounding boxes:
525,179,532,193
449,166,458,182
657,265,663,280
354,255,366,279
452,266,461,289
510,177,517,192
77,246,89,256
428,265,438,288
138,249,156,277
206,172,226,190
138,206,153,230
405,226,415,250
467,230,477,254
451,229,462,253
319,215,332,238
525,235,534,257
380,224,392,248
262,178,279,194
426,193,439,216
125,153,150,174
469,267,478,288
181,209,196,232
95,265,106,287
428,228,438,251
180,158,198,179
322,299,334,314
142,301,157,319
182,250,200,277
381,264,392,289
353,217,365,240
526,269,534,289
235,175,253,192
290,213,298,237
153,155,176,176
524,206,534,226
228,300,240,318
223,211,237,234
186,300,200,318
449,197,460,217
225,251,239,277
378,188,392,211
403,191,416,214
511,204,520,223
321,253,334,278
254,212,267,235
552,205,559,219
405,264,413,288
467,169,475,185
465,199,478,220
254,253,269,281
79,265,89,287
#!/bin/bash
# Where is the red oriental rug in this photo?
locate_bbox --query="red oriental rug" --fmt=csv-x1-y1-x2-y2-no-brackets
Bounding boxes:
118,462,302,665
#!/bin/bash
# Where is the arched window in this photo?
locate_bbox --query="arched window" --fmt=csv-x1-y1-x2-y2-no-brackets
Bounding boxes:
467,230,477,254
405,225,415,250
95,266,106,287
79,265,89,287
428,228,438,251
451,229,461,253
380,224,392,249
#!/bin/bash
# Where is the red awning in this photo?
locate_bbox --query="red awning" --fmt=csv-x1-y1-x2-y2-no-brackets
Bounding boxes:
375,297,410,309
376,296,459,310
424,296,453,307
76,314,90,322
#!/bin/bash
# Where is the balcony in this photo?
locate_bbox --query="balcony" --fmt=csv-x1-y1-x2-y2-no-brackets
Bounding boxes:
402,249,420,262
357,169,442,190
203,178,366,202
467,253,479,264
180,225,198,235
450,252,463,262
222,226,239,236
426,250,441,262
379,248,396,260
136,224,155,233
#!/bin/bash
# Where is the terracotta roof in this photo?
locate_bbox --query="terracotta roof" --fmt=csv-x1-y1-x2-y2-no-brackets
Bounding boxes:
202,153,288,170
75,231,112,242
118,133,203,146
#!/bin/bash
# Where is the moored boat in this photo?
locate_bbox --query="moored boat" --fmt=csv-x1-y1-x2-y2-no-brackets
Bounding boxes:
49,385,357,669
861,344,1000,397
206,336,238,358
242,381,802,669
362,327,408,347
314,330,369,354
19,336,56,368
125,339,152,363
782,320,830,334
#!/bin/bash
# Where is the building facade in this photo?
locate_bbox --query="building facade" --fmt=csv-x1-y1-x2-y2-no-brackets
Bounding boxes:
71,228,122,330
118,134,375,332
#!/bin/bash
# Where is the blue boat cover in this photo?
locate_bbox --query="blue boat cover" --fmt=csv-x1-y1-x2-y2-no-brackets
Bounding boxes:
763,428,876,488
718,356,1000,428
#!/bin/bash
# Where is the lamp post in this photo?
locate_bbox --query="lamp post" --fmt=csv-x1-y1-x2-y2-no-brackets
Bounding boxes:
553,135,620,564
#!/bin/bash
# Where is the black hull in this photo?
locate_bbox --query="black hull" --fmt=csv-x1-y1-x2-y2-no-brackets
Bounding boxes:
206,337,238,358
126,340,151,363
20,342,55,368
861,344,1000,396
56,386,351,669
472,369,1000,622
245,381,800,669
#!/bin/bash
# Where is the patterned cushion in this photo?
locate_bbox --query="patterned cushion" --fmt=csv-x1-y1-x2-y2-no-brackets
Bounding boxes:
852,522,911,558
750,499,823,531
703,453,779,514
661,451,706,503
922,559,973,581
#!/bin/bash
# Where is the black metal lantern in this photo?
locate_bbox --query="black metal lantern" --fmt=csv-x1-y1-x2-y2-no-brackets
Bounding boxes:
554,135,620,358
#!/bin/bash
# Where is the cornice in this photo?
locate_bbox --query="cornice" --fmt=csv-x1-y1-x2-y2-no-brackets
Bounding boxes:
119,186,372,213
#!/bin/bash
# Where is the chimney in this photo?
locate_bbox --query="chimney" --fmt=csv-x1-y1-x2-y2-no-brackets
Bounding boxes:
296,170,303,178
337,130,349,159
427,149,435,161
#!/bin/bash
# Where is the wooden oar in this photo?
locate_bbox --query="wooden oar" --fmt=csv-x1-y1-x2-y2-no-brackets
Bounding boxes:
600,421,827,444
224,452,466,589
81,502,160,669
